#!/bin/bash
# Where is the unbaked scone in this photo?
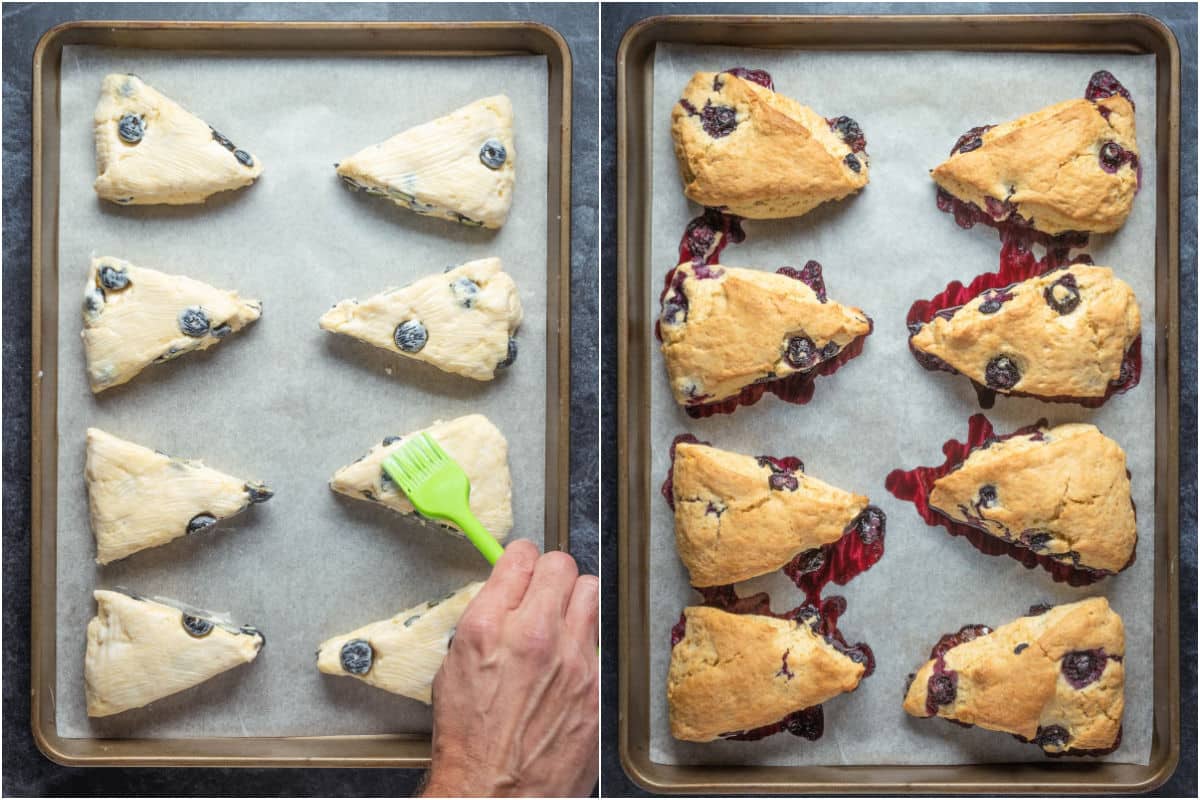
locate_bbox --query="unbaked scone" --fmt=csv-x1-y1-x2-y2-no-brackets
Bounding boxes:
320,258,521,381
93,73,262,205
902,597,1124,755
668,605,867,742
81,256,262,393
335,95,514,229
931,71,1138,235
671,69,869,218
928,422,1135,576
659,262,871,407
86,428,272,565
85,590,264,717
670,440,869,587
909,265,1140,401
317,582,483,703
329,414,513,540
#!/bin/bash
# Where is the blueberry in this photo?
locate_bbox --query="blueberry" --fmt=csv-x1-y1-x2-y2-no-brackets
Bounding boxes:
234,150,254,167
1061,649,1107,688
950,125,994,156
178,306,211,337
927,673,957,707
211,323,232,338
83,288,105,319
977,485,998,508
1014,643,1030,655
720,67,774,91
496,337,517,370
854,506,886,545
98,264,130,290
117,114,144,144
785,336,818,370
827,116,866,152
1044,273,1081,315
340,639,373,675
984,355,1021,390
245,482,273,503
181,614,214,637
479,139,507,169
393,320,428,353
1085,70,1134,108
821,342,839,359
187,513,217,535
211,128,236,152
843,153,861,173
700,102,738,138
768,473,799,492
403,614,421,627
240,625,262,644
794,549,826,574
382,436,403,446
451,277,480,308
1024,531,1052,551
1027,603,1055,616
978,291,1008,314
1033,725,1071,749
785,706,824,740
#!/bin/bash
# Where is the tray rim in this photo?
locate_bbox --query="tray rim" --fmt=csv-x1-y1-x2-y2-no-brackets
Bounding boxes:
31,18,573,769
616,12,1181,794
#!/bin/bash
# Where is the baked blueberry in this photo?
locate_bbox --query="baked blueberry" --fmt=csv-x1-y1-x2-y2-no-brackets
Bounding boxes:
700,102,738,138
927,673,956,707
984,355,1021,389
1061,649,1107,688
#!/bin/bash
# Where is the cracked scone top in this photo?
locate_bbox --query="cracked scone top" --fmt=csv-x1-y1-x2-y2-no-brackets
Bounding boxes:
931,74,1138,235
317,582,483,704
329,414,513,540
320,258,521,381
660,262,871,407
910,265,1140,400
903,597,1124,754
672,441,869,586
93,74,262,205
336,95,515,229
929,422,1135,575
668,606,867,742
85,590,263,717
671,70,869,219
82,256,262,393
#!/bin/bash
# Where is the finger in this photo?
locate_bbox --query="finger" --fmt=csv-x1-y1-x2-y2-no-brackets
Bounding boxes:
517,550,578,619
564,573,599,646
472,538,539,612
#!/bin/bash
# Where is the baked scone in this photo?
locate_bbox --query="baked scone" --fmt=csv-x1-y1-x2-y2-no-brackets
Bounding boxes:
668,605,867,742
320,258,521,381
671,69,869,218
659,261,872,408
668,440,870,587
335,95,514,229
902,597,1124,755
317,582,483,703
86,428,272,565
929,422,1135,576
931,70,1138,235
85,590,264,717
82,256,262,393
909,265,1140,402
329,414,513,540
93,74,262,205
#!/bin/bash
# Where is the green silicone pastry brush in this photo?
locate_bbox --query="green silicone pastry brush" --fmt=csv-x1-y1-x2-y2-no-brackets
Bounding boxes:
381,433,505,565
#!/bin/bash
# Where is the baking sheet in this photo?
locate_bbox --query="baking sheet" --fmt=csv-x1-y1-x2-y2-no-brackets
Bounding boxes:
54,46,549,739
648,44,1156,767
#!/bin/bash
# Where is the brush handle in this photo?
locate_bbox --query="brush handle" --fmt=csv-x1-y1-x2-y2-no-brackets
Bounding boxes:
453,507,505,566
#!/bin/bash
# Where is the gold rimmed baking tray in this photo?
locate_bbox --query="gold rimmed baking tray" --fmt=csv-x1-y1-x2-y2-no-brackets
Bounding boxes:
617,14,1179,794
32,20,571,768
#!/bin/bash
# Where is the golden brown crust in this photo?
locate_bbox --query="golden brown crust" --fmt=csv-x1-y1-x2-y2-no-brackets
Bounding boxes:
902,597,1125,753
660,262,871,406
931,96,1138,235
670,72,868,219
668,606,866,742
672,442,868,586
929,423,1136,574
910,265,1140,399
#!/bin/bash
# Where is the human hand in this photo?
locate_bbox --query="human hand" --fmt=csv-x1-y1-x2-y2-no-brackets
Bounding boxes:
421,540,599,797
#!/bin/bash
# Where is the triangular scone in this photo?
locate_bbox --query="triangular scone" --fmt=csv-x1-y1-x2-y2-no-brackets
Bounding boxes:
317,582,483,704
902,597,1124,754
329,414,513,540
659,262,871,407
671,70,869,219
85,590,264,717
931,90,1137,235
668,606,867,742
929,422,1135,575
335,95,515,229
319,258,521,381
86,428,273,565
910,265,1140,401
672,441,869,586
93,74,262,205
82,256,262,393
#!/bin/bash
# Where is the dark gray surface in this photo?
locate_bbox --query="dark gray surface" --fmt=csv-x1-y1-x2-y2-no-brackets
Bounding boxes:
599,3,1196,797
1,2,597,796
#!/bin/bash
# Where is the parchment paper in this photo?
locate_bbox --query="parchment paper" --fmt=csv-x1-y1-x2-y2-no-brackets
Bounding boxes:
649,44,1156,767
55,46,549,738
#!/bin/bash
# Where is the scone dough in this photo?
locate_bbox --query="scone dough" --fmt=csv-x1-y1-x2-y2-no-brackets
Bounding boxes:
320,258,522,382
672,441,869,586
336,95,515,229
329,414,513,541
82,256,262,393
85,590,263,717
902,597,1124,754
93,73,263,205
668,606,867,742
86,428,272,565
317,581,483,704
